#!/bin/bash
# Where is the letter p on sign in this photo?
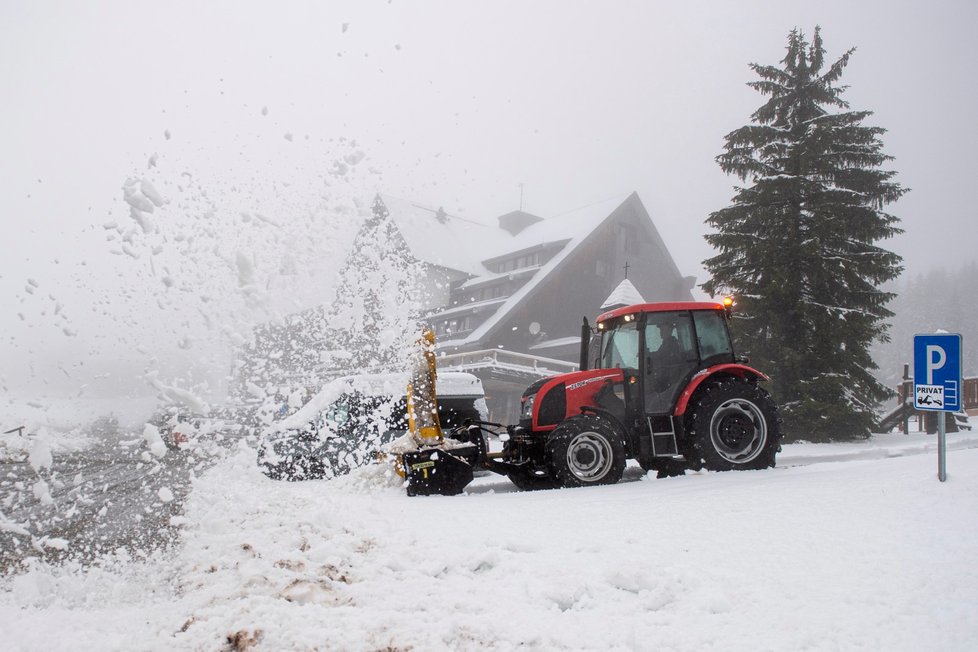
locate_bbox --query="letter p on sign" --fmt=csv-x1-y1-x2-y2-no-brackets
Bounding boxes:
925,345,946,384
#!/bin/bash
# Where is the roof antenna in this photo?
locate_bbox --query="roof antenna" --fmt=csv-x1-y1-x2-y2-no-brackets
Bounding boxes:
623,260,630,280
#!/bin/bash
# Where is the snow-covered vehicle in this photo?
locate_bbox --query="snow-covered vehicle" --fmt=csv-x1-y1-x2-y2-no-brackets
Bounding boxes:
257,372,487,481
148,406,250,451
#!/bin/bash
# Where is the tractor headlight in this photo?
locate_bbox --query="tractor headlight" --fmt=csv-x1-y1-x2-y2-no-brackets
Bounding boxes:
521,394,535,419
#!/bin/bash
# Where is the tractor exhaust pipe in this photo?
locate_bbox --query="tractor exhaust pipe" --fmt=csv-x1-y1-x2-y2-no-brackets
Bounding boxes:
579,317,590,371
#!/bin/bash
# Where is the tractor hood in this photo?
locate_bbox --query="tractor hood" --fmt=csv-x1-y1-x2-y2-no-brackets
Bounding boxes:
521,368,626,430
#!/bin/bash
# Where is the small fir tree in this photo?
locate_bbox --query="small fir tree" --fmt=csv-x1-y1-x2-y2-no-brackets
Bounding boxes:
234,197,427,399
325,196,427,371
703,27,906,441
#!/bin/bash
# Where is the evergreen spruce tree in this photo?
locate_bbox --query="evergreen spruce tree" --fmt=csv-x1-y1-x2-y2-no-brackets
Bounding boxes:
702,27,906,442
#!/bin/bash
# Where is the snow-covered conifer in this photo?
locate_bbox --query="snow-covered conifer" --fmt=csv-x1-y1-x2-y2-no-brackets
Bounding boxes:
703,27,906,441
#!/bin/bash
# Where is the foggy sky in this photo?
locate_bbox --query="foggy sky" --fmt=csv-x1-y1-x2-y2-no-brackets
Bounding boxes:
2,0,975,405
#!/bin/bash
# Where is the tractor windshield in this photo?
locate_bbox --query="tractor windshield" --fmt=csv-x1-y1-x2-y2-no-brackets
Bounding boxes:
600,320,640,369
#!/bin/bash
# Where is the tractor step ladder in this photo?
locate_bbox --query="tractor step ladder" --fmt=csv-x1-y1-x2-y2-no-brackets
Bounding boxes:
647,416,679,457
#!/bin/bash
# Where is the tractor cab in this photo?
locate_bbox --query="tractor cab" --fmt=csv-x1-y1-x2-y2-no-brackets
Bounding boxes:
595,301,738,417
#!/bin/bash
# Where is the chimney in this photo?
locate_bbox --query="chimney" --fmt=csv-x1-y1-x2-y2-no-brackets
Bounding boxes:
497,210,543,236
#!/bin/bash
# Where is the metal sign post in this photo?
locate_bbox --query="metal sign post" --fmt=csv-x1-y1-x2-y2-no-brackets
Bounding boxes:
913,333,963,482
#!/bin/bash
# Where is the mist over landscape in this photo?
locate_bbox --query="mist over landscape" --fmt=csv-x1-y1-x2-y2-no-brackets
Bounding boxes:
2,3,977,650
3,1,976,424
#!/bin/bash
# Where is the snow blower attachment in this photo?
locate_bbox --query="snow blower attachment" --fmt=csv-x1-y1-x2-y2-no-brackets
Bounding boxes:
397,330,479,496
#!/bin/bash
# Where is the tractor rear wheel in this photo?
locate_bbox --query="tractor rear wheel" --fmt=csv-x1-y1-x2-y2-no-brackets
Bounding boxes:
687,378,781,471
546,415,626,488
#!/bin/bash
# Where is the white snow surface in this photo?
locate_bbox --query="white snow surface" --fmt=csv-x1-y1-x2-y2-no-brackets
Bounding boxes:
2,431,978,651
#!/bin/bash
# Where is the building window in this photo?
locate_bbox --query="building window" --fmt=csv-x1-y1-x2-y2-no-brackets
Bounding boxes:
494,253,542,273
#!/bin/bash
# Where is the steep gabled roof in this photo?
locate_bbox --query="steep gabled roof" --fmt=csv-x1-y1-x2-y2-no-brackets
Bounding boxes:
377,191,680,351
379,192,638,276
487,197,622,259
438,194,632,348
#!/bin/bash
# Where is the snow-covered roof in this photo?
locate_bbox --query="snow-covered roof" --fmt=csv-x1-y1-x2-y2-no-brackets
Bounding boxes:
379,193,626,282
600,278,646,310
439,194,633,348
377,192,647,350
482,196,623,260
459,265,541,290
378,194,508,276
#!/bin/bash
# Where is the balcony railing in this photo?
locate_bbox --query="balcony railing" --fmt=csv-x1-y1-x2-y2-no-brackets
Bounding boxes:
436,349,578,376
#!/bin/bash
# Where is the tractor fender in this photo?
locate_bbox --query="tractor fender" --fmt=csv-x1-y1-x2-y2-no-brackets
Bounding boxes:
673,363,770,416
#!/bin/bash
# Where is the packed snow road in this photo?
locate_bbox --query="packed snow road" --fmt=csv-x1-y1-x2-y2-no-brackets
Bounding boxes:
2,430,978,651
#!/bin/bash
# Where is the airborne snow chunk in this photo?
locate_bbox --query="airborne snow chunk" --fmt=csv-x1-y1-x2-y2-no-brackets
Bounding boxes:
28,437,53,472
129,206,156,234
140,180,164,207
123,179,155,213
142,423,167,458
145,372,209,415
235,252,256,287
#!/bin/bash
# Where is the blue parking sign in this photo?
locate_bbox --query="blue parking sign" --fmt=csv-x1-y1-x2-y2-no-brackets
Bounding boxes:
913,334,963,412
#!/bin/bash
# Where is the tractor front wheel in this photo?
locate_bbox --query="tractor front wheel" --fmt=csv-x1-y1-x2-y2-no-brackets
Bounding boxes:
546,416,626,488
687,378,781,471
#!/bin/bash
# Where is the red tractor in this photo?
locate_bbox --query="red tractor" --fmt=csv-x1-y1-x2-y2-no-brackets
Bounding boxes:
401,301,782,495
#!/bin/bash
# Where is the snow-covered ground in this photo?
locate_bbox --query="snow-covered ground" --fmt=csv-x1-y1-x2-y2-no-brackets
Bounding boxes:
2,431,977,651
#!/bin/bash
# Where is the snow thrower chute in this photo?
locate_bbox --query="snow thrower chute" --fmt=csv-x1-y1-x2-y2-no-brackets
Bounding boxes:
406,329,444,446
396,329,480,496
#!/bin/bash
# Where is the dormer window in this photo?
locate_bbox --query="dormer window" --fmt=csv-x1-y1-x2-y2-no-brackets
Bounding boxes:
494,251,541,273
